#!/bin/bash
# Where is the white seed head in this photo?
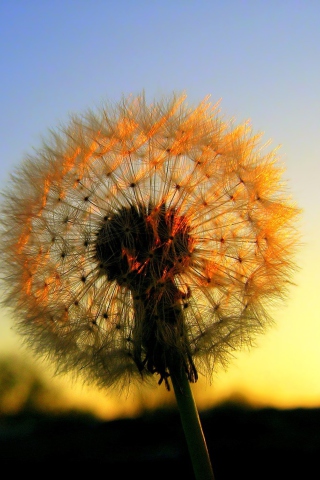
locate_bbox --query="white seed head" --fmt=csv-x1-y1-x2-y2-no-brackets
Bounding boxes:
0,93,300,391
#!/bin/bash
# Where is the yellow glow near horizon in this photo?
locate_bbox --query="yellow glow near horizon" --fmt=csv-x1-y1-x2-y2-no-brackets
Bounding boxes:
1,237,317,420
1,241,319,420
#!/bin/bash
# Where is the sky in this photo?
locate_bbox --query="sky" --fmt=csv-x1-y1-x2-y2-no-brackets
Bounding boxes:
0,0,319,419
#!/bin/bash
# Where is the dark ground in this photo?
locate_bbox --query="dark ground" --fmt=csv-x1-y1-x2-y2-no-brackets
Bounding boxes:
0,404,319,478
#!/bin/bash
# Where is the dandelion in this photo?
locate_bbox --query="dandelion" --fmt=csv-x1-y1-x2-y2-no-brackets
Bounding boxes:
0,93,300,478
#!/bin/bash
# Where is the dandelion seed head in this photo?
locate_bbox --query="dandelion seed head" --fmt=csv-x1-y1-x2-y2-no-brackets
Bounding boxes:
0,93,300,391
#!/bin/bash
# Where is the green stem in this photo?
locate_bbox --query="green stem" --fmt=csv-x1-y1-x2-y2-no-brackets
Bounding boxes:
170,365,215,480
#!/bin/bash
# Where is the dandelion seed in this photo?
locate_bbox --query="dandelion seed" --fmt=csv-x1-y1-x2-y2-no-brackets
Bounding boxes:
0,93,299,393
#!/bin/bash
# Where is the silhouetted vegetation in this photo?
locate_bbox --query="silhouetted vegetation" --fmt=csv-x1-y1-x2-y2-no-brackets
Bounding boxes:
0,356,318,478
0,403,319,479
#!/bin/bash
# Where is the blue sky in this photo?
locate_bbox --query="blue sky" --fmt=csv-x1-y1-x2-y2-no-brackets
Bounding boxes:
1,2,318,205
0,0,319,412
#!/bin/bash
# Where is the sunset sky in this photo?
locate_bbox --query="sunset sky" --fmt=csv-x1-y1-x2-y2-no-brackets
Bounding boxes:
0,1,319,419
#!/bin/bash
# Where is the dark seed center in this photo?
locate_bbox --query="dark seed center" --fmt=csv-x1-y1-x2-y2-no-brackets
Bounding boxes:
95,203,192,291
94,202,197,388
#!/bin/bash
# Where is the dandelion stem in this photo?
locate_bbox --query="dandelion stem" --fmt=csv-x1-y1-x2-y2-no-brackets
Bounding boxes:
170,365,215,480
